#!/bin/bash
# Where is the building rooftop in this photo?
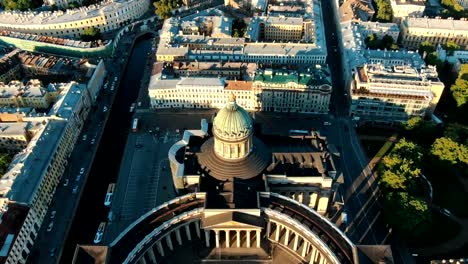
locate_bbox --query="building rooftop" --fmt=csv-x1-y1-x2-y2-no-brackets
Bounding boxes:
404,17,468,31
48,82,85,120
0,202,29,264
393,0,426,6
1,119,67,204
0,31,108,49
253,66,331,87
0,49,20,77
0,0,138,26
0,122,28,137
339,0,375,22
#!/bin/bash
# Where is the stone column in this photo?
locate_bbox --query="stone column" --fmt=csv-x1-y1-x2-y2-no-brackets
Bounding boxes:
310,247,317,264
301,241,309,258
293,235,299,251
266,221,271,237
156,241,164,256
246,230,251,248
298,192,304,203
139,256,147,264
319,255,325,264
215,230,220,248
226,230,230,248
148,247,157,264
236,230,241,248
205,230,211,247
195,222,201,238
175,228,182,245
284,228,290,246
275,224,280,241
256,230,261,248
165,234,173,251
185,224,192,241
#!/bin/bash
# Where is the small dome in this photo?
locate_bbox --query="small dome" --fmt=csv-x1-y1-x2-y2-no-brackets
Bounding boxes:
213,94,253,140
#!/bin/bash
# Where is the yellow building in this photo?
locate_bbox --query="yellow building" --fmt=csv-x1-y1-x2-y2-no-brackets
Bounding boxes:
401,17,468,48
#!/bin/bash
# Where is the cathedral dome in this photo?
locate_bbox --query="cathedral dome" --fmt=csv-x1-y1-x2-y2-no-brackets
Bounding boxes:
213,94,253,141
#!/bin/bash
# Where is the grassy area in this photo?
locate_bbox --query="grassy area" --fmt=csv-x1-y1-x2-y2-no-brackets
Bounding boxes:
405,211,462,247
375,138,394,159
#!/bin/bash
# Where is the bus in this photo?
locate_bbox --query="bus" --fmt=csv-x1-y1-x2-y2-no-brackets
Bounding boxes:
132,118,139,132
104,183,115,207
289,130,310,136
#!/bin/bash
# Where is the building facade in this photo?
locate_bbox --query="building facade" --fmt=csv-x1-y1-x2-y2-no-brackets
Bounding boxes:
149,67,332,114
400,17,468,48
350,64,444,124
390,0,426,20
0,0,150,39
358,21,400,42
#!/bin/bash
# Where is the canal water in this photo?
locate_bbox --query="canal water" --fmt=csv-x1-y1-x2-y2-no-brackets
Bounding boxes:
60,35,153,263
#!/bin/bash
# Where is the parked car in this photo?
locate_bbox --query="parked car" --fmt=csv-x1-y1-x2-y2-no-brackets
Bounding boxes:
94,222,107,244
50,210,56,219
79,167,85,174
49,247,56,257
63,179,69,186
72,186,78,194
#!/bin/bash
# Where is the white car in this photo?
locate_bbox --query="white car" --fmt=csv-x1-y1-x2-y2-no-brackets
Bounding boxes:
82,134,87,141
63,179,69,186
79,167,85,174
93,222,106,244
75,174,81,182
72,186,78,194
50,210,57,219
323,121,332,126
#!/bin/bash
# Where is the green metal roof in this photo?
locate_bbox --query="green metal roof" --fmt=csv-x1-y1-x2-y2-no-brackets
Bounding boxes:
213,96,253,140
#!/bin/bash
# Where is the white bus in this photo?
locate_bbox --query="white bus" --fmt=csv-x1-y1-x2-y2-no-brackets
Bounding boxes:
132,118,139,132
104,183,115,207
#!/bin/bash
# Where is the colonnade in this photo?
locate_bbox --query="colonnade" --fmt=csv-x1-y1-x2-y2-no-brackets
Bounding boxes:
266,220,331,264
204,228,262,249
135,220,201,264
276,190,329,214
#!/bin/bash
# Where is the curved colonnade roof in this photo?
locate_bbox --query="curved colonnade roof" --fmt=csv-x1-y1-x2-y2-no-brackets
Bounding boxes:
107,192,355,264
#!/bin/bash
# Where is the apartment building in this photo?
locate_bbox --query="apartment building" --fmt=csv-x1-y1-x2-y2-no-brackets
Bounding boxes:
0,122,29,154
358,21,400,42
0,49,21,83
390,0,426,20
458,0,468,8
0,0,150,39
156,4,327,65
149,65,331,113
401,17,468,48
350,64,444,123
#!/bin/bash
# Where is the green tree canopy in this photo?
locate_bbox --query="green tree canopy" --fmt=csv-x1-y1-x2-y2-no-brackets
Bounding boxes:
380,170,408,192
384,192,431,234
402,117,438,144
445,40,460,52
374,0,393,22
451,64,468,108
80,27,101,42
419,41,435,56
3,0,42,11
0,153,12,175
154,0,179,19
431,137,468,167
444,123,468,145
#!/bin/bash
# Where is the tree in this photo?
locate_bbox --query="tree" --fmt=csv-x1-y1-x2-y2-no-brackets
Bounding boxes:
444,123,468,145
80,27,101,42
451,64,468,108
431,137,468,167
419,41,435,57
391,139,424,165
402,117,438,144
381,34,394,49
154,0,179,19
445,40,460,53
3,0,42,11
384,192,431,234
374,0,393,22
0,153,11,175
380,170,408,192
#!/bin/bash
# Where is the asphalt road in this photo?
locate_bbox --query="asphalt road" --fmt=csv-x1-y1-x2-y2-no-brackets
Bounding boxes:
319,0,389,246
28,55,123,263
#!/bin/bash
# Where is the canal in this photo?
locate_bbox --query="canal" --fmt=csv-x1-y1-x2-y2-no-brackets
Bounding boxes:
60,35,153,262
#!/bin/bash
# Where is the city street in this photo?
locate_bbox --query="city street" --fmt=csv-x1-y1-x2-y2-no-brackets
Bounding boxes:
319,0,389,246
28,57,122,263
